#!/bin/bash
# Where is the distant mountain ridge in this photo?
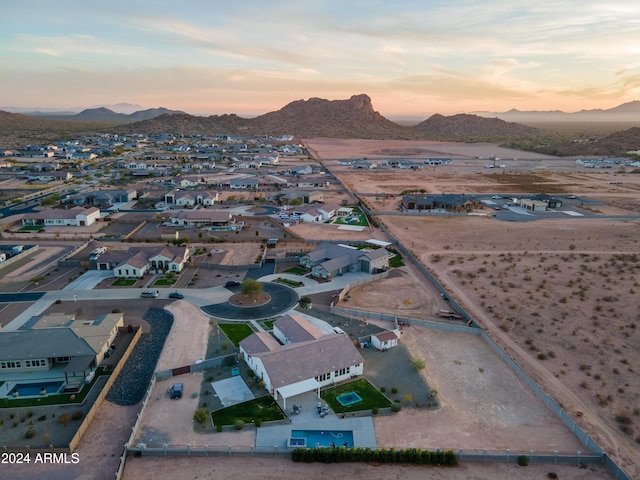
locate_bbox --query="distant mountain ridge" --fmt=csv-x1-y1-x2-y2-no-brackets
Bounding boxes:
23,106,185,122
117,94,540,142
2,95,639,155
474,101,640,122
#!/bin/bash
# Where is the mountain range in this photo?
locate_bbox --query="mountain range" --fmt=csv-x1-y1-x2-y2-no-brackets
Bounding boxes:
1,95,640,155
474,101,640,122
19,106,185,122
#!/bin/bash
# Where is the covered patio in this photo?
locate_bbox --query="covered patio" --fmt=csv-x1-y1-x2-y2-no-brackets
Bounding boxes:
275,377,320,411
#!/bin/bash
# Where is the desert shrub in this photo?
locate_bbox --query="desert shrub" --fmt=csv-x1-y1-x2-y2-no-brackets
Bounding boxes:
216,425,223,432
71,411,84,421
391,387,398,394
517,455,529,466
234,419,245,430
25,429,36,439
380,387,386,393
391,402,402,412
193,409,209,426
37,415,46,422
548,472,558,479
254,418,262,427
58,414,70,426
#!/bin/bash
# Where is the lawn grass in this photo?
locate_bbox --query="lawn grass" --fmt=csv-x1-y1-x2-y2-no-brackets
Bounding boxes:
283,266,306,275
111,278,137,287
261,319,275,330
321,378,391,413
153,278,177,286
274,277,304,288
0,368,111,408
19,226,42,231
210,395,286,426
387,248,405,268
218,323,254,346
332,214,368,227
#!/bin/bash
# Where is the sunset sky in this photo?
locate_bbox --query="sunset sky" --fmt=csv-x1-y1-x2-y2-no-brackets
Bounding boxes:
2,0,639,118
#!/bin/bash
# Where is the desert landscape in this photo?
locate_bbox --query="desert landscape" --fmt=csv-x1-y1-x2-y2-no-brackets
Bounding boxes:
305,138,640,478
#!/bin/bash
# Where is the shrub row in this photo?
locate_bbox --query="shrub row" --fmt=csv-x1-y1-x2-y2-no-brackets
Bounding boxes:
291,446,457,466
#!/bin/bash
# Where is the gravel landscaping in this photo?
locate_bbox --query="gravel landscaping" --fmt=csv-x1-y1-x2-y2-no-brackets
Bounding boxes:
106,308,173,406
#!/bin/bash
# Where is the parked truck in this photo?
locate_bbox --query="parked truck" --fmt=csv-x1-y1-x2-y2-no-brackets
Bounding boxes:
438,309,463,320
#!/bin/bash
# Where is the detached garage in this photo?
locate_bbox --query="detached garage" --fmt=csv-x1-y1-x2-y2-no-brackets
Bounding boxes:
371,330,400,351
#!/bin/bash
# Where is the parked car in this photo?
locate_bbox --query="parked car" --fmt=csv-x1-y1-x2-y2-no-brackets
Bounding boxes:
140,290,158,298
225,280,241,288
333,327,346,335
169,383,183,399
168,291,184,299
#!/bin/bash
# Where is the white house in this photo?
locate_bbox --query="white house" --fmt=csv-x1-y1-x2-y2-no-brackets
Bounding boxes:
21,206,100,227
370,330,400,351
239,315,364,409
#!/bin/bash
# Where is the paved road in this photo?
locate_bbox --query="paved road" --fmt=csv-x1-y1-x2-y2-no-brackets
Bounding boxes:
2,269,373,330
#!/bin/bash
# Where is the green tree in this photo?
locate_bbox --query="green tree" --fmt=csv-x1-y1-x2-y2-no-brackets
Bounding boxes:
193,409,209,427
41,193,61,206
411,358,426,371
241,278,263,300
290,198,303,206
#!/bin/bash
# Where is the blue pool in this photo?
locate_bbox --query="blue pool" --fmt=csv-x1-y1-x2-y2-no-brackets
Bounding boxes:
336,391,362,407
9,381,64,398
289,430,354,448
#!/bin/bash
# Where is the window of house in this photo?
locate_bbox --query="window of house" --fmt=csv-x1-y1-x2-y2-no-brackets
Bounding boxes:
335,367,350,377
315,372,330,382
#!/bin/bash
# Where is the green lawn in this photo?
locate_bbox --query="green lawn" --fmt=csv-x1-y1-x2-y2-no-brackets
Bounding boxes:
387,248,405,268
211,395,286,426
218,323,254,346
111,278,137,287
321,378,391,413
332,214,368,227
283,266,306,275
153,278,177,286
19,226,42,231
261,319,275,330
274,277,304,288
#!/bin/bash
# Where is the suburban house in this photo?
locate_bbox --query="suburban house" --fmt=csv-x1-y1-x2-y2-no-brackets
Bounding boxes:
0,312,124,395
239,314,364,408
169,210,234,228
300,243,389,279
519,199,549,212
164,189,219,207
402,194,480,212
528,194,563,209
291,205,324,223
229,177,258,189
317,203,339,220
73,189,136,207
21,206,101,227
27,171,74,182
370,330,400,351
272,313,323,345
96,246,191,278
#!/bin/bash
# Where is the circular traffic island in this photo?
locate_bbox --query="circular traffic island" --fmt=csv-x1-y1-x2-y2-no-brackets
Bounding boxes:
202,282,299,320
228,291,271,308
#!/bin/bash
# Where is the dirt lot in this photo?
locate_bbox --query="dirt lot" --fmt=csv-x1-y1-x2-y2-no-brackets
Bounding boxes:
123,455,612,480
306,138,640,478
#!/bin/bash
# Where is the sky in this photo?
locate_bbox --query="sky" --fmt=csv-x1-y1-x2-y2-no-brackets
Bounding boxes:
2,0,640,118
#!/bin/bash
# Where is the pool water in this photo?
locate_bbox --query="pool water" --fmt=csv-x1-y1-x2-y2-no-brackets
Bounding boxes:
336,391,362,406
9,381,64,397
290,430,354,448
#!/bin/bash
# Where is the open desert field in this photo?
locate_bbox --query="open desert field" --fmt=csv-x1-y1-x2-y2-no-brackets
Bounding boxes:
306,138,640,478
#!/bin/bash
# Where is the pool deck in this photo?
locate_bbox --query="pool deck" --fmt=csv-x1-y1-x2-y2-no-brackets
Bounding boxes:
255,416,376,450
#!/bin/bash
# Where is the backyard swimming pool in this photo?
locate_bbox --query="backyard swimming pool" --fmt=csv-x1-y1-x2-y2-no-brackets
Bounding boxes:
336,391,362,407
8,381,65,398
289,430,354,448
